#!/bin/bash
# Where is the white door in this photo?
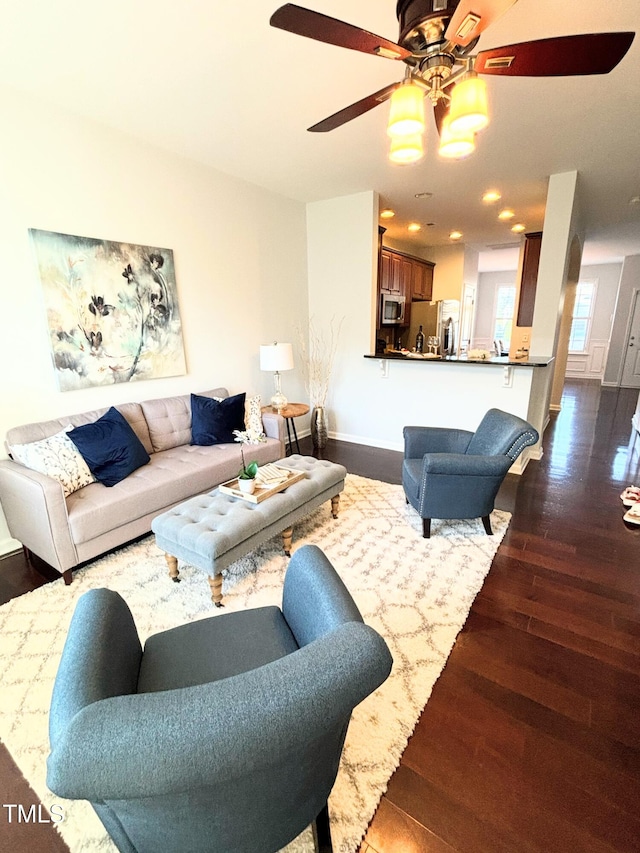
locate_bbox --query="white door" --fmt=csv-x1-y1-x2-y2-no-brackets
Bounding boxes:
621,290,640,388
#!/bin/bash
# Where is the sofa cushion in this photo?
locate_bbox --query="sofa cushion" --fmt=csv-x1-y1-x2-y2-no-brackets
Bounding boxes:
65,438,282,545
140,388,229,452
68,408,151,487
191,393,246,446
10,428,96,497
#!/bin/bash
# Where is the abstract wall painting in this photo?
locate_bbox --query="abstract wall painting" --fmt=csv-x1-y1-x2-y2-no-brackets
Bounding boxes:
29,229,187,391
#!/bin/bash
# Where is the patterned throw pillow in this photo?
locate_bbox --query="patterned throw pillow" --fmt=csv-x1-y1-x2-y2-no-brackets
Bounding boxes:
245,394,264,437
10,428,96,497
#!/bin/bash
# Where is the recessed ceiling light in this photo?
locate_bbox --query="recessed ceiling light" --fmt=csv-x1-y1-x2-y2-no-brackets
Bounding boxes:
380,208,395,219
483,190,501,203
414,191,433,199
449,230,463,240
408,223,422,232
498,208,515,220
511,223,526,233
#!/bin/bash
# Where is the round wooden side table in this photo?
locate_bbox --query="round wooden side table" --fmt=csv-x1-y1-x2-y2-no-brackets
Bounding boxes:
261,403,309,455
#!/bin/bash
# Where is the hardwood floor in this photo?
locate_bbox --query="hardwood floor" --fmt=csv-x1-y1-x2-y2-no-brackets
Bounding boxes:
1,379,639,853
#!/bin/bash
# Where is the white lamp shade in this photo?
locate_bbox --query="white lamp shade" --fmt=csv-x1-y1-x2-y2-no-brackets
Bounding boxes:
260,342,294,372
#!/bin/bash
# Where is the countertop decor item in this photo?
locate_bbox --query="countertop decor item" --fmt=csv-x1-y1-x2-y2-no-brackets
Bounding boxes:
260,342,294,411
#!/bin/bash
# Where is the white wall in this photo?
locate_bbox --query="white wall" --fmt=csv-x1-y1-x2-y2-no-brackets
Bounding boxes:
306,192,537,454
0,85,309,554
565,262,621,380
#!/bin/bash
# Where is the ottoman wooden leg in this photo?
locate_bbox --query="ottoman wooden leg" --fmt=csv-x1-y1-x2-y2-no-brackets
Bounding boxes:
165,554,180,583
331,494,340,519
282,526,293,557
208,572,224,608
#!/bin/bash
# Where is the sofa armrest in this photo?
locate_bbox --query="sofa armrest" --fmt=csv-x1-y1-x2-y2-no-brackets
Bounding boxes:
0,459,77,572
261,412,286,457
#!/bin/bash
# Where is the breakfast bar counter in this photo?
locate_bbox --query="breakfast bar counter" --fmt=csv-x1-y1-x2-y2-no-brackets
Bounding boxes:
364,353,553,368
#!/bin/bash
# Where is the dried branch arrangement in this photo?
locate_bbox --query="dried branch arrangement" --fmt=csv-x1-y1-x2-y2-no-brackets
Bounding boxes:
297,316,344,407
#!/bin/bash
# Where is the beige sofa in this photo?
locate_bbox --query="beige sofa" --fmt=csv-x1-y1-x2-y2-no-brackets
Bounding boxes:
0,388,285,583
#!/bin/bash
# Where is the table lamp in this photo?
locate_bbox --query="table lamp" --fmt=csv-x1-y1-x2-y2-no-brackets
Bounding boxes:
260,342,294,411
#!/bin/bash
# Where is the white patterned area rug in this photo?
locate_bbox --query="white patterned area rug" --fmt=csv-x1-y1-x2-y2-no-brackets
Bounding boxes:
0,474,510,853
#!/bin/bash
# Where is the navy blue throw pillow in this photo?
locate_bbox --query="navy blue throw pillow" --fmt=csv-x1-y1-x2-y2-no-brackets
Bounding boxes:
68,407,150,487
191,392,246,445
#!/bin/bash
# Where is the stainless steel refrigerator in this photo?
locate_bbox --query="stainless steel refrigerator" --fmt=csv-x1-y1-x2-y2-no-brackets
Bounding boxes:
408,300,460,356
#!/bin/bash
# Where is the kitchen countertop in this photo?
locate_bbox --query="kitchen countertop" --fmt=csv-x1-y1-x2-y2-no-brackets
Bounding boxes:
364,353,554,367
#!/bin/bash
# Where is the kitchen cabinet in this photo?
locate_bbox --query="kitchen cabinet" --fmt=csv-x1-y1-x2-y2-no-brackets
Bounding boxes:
411,261,433,301
516,231,542,327
378,246,434,329
380,249,400,294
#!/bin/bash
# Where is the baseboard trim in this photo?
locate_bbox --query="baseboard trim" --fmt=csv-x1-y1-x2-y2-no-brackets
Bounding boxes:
330,431,404,453
0,537,21,559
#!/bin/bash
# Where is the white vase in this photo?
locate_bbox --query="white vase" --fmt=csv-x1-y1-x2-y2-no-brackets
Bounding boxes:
238,477,256,494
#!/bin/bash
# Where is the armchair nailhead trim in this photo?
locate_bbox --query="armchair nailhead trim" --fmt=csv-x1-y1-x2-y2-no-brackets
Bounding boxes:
506,430,538,461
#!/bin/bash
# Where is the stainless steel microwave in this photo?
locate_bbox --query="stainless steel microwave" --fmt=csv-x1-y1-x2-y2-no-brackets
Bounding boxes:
381,293,405,325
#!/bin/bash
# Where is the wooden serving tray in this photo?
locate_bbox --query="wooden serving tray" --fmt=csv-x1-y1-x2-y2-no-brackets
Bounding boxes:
218,467,305,503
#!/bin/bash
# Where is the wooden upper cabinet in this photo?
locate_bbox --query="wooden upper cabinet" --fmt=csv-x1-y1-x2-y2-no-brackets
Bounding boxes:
389,253,403,295
380,249,392,294
377,246,435,328
412,261,433,301
516,232,542,327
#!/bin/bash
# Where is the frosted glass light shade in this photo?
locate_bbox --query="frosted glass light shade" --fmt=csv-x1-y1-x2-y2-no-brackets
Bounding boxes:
449,76,489,134
387,83,425,137
259,342,294,372
438,114,475,159
389,133,424,164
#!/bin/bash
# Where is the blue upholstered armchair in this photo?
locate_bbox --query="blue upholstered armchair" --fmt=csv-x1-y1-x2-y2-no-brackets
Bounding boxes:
403,408,539,538
47,545,392,853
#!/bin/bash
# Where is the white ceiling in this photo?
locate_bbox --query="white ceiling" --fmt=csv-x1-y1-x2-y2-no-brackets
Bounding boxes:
2,0,639,270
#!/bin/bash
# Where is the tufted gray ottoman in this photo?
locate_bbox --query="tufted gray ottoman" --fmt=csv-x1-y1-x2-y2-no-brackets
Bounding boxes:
151,455,346,606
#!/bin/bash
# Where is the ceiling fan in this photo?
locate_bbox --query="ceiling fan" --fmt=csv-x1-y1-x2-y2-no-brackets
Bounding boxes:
270,1,634,160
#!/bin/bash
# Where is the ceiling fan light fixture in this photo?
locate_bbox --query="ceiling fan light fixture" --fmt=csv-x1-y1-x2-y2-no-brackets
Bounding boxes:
449,75,489,135
438,114,475,159
387,81,425,137
389,132,424,164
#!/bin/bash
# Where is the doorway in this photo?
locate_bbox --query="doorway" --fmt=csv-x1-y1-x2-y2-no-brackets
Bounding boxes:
620,289,640,388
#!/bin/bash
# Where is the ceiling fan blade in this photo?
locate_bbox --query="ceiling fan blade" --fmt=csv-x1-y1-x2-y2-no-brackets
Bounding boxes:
433,100,448,137
270,4,410,60
308,83,401,132
445,0,519,47
475,32,635,76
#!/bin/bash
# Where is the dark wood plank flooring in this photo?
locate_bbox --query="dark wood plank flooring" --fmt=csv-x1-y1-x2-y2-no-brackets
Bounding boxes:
1,379,639,853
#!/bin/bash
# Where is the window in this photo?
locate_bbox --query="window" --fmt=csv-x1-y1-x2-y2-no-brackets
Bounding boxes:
569,280,596,353
493,285,516,349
